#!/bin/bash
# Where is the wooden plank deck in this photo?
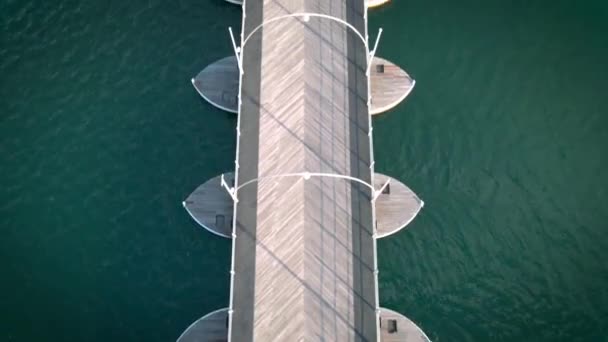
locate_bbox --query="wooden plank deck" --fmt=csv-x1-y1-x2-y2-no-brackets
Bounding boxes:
370,57,415,115
177,308,228,342
230,0,377,341
188,172,422,240
380,308,431,342
192,56,414,116
183,173,234,238
191,56,239,113
374,173,423,238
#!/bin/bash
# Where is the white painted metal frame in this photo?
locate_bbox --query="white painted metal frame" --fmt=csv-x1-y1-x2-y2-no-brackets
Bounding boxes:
228,27,243,75
223,171,390,207
367,28,383,76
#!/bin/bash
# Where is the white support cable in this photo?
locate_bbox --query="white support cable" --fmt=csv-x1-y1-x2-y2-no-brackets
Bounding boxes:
366,28,383,76
228,27,243,74
220,174,238,203
372,178,391,202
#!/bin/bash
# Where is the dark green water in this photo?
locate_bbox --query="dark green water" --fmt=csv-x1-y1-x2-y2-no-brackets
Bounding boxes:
1,0,607,341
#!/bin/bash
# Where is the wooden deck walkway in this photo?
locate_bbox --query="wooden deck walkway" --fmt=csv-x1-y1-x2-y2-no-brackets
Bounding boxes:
185,172,422,239
192,56,414,116
177,307,429,342
230,1,377,340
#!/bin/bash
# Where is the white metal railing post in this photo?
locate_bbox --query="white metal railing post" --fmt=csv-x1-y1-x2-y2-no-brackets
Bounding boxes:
228,27,243,75
221,174,239,203
372,178,391,202
363,12,382,342
366,28,383,76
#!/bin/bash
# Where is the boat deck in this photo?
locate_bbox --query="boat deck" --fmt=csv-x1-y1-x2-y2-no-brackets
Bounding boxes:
183,173,235,238
177,308,228,342
191,56,239,113
379,308,431,342
374,173,423,238
370,57,415,115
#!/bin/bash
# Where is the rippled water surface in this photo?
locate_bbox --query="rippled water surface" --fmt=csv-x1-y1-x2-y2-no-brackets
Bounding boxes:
1,1,607,341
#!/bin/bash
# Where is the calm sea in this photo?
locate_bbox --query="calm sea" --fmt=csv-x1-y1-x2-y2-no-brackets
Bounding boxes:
1,0,607,341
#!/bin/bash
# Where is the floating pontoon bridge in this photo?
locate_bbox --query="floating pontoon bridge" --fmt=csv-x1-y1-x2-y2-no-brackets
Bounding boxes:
180,0,428,341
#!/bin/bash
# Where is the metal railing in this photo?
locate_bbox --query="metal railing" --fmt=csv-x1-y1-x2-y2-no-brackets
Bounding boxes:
363,3,384,340
225,0,248,340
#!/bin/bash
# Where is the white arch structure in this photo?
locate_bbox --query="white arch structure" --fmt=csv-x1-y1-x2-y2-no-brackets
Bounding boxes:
242,12,368,48
228,12,383,76
221,171,390,206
